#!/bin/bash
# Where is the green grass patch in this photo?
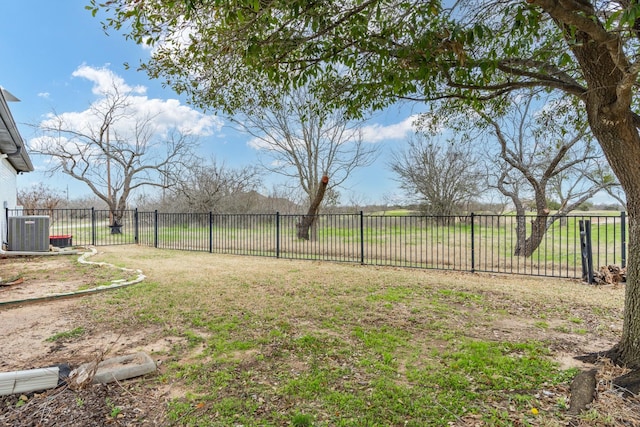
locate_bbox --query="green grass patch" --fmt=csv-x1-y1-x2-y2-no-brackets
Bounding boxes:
45,327,86,342
366,286,414,303
79,247,620,426
162,328,570,425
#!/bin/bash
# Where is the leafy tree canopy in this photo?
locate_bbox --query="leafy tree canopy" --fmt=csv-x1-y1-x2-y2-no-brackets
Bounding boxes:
90,0,591,117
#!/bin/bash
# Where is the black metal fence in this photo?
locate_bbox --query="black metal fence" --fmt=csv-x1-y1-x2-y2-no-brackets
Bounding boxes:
5,208,627,279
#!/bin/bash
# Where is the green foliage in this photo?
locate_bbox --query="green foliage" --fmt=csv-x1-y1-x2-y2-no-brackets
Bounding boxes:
577,202,593,211
106,397,122,419
45,327,86,342
547,199,561,210
89,0,575,117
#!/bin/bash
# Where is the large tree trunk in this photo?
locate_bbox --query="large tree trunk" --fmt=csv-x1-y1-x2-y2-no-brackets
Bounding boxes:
620,210,640,367
514,211,550,257
109,196,127,235
568,31,640,367
110,210,123,234
592,133,640,369
297,175,329,240
513,188,550,257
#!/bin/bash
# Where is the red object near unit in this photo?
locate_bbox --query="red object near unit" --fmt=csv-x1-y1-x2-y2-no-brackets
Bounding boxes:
49,235,73,248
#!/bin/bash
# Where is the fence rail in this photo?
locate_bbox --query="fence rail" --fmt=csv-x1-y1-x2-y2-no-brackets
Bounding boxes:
5,208,627,279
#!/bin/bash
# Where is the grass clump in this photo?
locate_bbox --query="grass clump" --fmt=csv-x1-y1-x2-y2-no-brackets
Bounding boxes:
45,327,85,342
291,412,314,427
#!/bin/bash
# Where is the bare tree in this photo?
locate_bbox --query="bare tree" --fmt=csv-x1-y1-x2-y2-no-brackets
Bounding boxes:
65,194,108,211
17,183,63,217
603,187,627,211
253,185,302,214
232,86,378,238
297,175,329,239
30,84,197,232
480,94,619,257
390,134,483,217
169,157,262,213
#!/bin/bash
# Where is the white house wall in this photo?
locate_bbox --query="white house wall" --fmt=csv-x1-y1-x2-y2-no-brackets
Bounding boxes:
0,156,17,248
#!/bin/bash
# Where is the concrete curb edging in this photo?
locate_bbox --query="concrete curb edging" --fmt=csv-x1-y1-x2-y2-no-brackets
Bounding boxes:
0,247,146,308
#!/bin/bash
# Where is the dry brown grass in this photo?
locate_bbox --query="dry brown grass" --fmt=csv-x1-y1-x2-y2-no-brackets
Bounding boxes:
90,245,623,311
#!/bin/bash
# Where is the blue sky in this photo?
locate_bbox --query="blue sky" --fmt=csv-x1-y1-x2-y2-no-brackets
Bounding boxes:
0,1,422,206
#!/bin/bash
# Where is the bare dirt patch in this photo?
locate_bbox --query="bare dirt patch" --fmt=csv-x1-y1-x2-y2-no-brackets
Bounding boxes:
0,251,171,426
0,250,137,302
0,245,633,426
1,253,89,301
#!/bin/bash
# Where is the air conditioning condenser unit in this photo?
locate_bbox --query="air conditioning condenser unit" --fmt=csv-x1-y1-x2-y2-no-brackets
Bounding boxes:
8,216,50,252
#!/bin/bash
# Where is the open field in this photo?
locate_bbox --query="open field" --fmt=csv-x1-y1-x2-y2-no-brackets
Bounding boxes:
0,245,637,426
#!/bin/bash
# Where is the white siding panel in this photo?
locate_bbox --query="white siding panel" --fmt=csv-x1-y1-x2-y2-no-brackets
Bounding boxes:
0,157,18,247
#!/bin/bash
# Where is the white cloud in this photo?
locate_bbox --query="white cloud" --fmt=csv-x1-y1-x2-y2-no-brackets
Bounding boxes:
37,92,50,99
360,115,419,143
37,65,223,139
247,136,268,150
246,115,419,152
72,64,147,96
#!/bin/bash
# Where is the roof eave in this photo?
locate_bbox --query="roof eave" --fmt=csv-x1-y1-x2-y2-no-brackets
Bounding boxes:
0,88,34,173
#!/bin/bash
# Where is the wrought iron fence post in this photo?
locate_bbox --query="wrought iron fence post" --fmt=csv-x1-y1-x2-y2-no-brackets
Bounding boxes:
360,211,365,265
209,211,213,253
621,211,627,269
134,208,139,245
470,212,475,273
154,210,158,248
579,220,594,284
91,207,96,246
276,212,280,258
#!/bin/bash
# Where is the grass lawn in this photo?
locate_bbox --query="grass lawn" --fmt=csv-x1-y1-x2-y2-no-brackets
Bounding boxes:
75,245,633,426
